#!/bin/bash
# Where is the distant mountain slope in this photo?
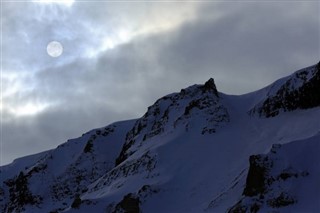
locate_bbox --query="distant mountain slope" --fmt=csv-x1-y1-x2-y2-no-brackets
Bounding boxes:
0,120,136,213
1,63,319,213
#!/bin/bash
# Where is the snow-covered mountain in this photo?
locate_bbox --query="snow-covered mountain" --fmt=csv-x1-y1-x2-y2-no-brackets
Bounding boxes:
1,63,319,213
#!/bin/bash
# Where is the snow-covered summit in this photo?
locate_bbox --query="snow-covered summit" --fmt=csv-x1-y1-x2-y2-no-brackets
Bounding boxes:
115,77,229,166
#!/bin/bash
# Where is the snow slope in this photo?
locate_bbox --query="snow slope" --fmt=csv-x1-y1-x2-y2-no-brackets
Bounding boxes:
229,134,320,213
1,63,319,213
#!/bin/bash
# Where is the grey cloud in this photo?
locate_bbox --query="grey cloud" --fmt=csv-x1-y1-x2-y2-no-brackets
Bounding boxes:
2,2,319,165
3,2,101,72
34,0,319,121
151,2,319,94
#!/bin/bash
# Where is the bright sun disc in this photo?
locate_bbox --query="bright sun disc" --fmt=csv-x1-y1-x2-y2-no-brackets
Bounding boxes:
47,41,63,58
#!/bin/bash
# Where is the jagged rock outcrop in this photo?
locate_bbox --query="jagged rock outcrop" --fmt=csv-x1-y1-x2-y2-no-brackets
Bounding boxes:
107,185,159,213
4,172,42,213
242,155,271,197
251,62,320,117
112,193,140,213
228,137,317,213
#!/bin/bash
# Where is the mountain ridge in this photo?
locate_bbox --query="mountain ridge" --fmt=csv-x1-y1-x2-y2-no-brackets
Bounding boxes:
1,63,319,213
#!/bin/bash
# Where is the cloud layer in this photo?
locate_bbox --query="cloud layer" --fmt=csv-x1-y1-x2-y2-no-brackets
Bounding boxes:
1,1,319,165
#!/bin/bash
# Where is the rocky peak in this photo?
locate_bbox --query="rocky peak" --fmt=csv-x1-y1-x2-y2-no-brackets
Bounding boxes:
202,78,219,96
115,78,229,166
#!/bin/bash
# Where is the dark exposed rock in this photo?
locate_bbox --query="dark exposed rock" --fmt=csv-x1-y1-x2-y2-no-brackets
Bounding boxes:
201,78,219,97
251,63,320,117
267,192,296,208
228,201,261,213
243,155,270,197
108,185,159,213
113,193,140,213
84,140,93,153
229,141,310,212
71,194,82,209
115,138,136,166
27,163,47,176
102,126,115,136
4,172,42,213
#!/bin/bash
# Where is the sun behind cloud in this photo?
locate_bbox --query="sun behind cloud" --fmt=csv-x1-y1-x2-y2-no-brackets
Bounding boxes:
33,0,75,7
10,103,50,117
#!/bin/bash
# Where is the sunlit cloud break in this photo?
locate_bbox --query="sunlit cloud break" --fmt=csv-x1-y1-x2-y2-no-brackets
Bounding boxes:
32,0,75,7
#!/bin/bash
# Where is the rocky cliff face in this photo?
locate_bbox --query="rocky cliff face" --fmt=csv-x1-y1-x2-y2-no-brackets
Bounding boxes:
229,135,320,213
250,62,320,117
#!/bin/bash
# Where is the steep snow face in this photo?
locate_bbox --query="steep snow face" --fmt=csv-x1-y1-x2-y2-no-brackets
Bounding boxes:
79,75,319,213
0,120,136,213
115,78,230,166
229,134,320,213
78,101,320,213
1,64,320,213
250,62,320,117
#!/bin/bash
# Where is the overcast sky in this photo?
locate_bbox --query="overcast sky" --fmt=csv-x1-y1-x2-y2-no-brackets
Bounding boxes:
1,0,319,165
